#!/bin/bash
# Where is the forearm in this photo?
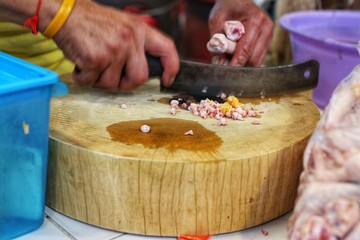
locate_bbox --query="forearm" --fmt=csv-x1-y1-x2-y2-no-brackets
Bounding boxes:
0,0,61,31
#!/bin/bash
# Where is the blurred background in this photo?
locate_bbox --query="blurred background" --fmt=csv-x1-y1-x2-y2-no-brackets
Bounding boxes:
94,0,359,66
94,0,276,63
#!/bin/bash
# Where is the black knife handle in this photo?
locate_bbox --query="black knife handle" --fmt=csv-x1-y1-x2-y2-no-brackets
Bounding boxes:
146,54,163,77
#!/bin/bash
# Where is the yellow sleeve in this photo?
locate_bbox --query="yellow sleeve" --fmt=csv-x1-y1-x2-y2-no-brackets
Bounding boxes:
0,21,74,76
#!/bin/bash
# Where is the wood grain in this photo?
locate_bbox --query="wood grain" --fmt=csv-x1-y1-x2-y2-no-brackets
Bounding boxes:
46,74,320,236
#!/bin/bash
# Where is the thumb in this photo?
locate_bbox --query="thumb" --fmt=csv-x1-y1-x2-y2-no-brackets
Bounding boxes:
144,26,179,87
208,6,227,36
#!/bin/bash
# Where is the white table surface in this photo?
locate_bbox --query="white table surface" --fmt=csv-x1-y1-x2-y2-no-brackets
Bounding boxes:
15,207,290,240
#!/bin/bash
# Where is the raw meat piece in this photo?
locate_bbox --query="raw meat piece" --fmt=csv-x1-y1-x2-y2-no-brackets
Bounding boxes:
206,33,236,54
223,20,245,41
207,20,245,65
288,183,360,240
288,65,360,240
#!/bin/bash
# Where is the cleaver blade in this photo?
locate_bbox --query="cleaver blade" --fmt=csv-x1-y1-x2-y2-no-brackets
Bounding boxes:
147,55,319,98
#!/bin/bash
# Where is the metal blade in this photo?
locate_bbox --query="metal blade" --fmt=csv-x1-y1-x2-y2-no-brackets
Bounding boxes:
161,60,319,98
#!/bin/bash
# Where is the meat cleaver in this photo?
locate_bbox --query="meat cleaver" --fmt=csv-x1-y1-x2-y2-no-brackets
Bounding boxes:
146,55,319,98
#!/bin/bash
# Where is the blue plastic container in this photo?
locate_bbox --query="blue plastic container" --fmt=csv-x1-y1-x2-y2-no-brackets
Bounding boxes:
280,10,360,109
0,52,68,239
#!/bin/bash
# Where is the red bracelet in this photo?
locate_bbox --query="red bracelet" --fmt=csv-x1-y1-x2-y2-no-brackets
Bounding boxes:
23,0,42,35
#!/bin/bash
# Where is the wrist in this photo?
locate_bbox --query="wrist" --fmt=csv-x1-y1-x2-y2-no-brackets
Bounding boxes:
37,0,62,32
40,0,76,38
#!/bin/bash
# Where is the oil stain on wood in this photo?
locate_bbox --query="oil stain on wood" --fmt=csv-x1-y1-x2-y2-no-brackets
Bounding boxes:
107,118,223,152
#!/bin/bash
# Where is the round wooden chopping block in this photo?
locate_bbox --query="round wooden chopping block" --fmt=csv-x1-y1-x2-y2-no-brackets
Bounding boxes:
46,74,320,236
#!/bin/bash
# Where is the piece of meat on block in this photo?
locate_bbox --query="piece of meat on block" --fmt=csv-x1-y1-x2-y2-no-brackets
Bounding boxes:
288,65,360,240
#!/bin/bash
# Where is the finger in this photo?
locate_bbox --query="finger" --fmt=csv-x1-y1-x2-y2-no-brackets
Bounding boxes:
208,5,226,36
247,25,273,66
73,66,101,86
250,42,269,67
144,27,179,87
229,25,260,66
160,50,179,87
71,50,108,85
256,47,269,67
211,54,228,65
119,52,148,91
93,61,124,89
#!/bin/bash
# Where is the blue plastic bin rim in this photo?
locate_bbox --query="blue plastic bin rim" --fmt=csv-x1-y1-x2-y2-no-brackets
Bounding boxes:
0,51,61,96
279,10,360,51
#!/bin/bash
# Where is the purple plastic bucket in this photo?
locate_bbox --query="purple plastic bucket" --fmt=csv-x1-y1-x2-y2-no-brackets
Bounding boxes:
280,10,360,109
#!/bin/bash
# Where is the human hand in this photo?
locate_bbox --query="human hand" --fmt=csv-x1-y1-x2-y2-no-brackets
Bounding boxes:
50,0,179,91
208,0,274,66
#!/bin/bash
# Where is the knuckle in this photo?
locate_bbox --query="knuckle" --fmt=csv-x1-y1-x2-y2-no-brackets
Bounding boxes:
80,50,101,67
124,66,148,89
251,58,262,67
119,26,133,40
117,21,139,43
239,44,252,59
162,38,177,52
134,70,148,84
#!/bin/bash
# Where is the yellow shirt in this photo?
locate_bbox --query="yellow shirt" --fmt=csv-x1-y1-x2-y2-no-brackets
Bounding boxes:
0,21,74,75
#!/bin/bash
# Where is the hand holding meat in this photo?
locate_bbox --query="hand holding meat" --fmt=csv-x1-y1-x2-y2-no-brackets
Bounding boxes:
0,0,180,91
208,0,273,66
206,21,244,65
